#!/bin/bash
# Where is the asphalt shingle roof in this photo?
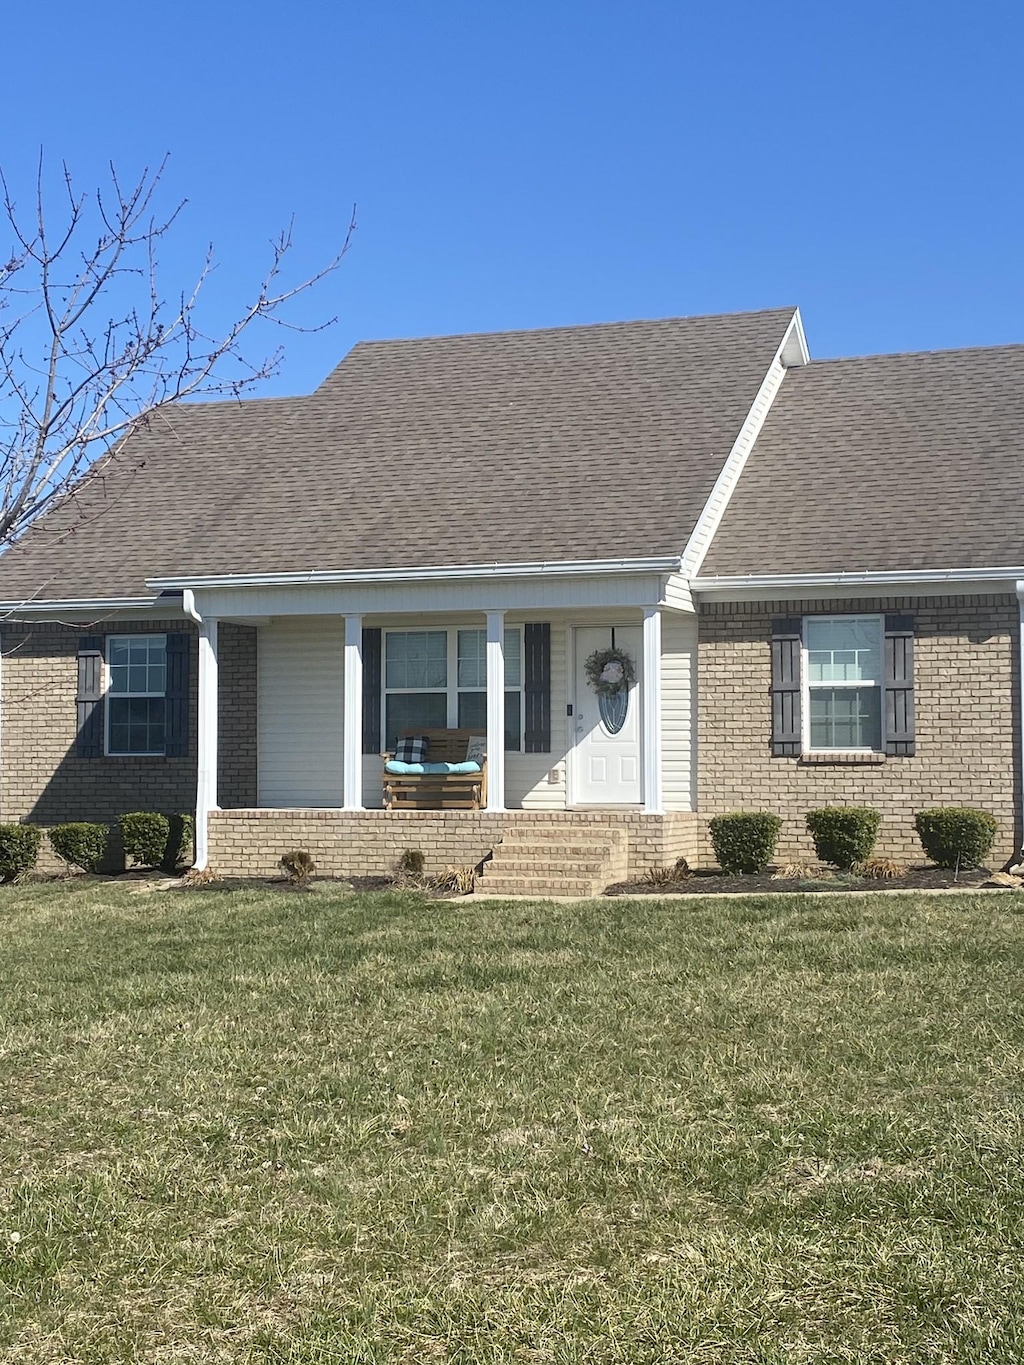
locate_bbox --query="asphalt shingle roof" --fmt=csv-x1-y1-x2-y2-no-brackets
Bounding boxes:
700,345,1024,576
0,308,795,603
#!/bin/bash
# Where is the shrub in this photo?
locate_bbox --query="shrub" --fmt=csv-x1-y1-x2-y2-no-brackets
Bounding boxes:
279,850,316,886
0,824,41,882
49,822,110,874
397,849,425,877
709,811,782,875
119,812,170,869
915,808,998,869
163,814,195,872
806,807,880,870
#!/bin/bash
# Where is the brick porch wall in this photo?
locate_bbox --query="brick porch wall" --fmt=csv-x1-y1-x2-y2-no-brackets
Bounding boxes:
0,619,257,870
207,809,701,880
697,595,1021,866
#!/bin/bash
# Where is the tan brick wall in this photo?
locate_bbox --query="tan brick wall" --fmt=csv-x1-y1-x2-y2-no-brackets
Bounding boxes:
697,595,1021,866
0,619,257,867
208,809,701,879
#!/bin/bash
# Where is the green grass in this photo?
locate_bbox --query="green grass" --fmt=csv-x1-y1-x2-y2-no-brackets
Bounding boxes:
3,882,1024,1362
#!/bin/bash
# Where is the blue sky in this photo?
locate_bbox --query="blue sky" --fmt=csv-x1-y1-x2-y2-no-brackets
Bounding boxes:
4,0,1022,394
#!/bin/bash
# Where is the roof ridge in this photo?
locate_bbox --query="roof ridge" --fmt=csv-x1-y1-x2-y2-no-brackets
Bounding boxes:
330,306,798,354
807,340,1024,366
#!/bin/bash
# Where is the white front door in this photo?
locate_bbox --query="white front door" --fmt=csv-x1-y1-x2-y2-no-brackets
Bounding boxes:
570,625,642,805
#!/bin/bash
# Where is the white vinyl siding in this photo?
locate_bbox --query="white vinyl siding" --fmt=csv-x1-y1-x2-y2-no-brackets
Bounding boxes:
258,618,344,806
661,613,697,810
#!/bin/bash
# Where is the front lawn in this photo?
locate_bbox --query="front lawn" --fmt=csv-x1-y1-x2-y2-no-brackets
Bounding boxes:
2,883,1024,1362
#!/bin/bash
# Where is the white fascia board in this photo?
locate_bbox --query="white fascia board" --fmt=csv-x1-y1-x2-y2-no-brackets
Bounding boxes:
147,555,682,592
190,571,670,620
0,596,183,620
691,567,1024,602
679,309,803,581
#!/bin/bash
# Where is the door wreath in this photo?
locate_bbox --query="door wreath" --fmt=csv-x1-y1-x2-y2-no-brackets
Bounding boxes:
584,646,636,696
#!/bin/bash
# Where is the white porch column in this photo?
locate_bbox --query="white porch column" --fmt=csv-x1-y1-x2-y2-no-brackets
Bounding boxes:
343,614,364,810
485,609,506,812
194,617,219,869
642,607,663,814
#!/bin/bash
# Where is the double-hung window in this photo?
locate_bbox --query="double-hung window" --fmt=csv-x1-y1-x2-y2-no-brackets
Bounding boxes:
383,627,524,751
383,630,449,746
455,628,522,751
804,616,883,752
106,635,167,755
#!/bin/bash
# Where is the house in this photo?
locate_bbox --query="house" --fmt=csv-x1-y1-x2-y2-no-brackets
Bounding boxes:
0,306,1021,893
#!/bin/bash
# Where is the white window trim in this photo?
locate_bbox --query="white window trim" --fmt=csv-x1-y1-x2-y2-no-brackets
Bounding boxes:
381,624,525,752
105,633,168,757
801,614,884,754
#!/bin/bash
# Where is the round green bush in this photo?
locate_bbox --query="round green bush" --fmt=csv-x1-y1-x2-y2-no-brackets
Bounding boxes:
0,824,41,882
119,812,170,869
49,822,110,874
914,807,998,869
709,811,783,874
805,806,880,870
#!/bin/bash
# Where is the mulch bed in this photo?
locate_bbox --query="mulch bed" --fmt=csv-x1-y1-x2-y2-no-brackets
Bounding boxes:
605,865,996,896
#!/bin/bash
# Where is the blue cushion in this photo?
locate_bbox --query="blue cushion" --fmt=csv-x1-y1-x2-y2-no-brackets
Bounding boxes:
384,760,482,775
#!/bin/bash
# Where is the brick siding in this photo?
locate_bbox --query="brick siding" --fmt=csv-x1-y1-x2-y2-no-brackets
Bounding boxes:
0,619,257,868
208,809,700,880
697,595,1022,866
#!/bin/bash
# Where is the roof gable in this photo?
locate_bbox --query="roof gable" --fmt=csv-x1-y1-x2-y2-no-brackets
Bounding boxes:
0,308,794,603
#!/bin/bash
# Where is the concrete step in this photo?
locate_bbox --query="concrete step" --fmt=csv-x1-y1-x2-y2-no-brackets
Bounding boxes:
477,874,605,898
493,842,619,861
487,856,609,875
500,825,623,843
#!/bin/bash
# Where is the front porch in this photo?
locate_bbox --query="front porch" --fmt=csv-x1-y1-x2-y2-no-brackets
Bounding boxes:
177,562,699,876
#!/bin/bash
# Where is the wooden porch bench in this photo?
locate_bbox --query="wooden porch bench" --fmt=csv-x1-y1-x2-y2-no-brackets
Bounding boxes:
382,728,487,810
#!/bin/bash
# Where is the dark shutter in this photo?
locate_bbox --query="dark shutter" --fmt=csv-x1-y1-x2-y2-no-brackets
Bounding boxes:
164,633,190,757
524,622,551,753
771,619,802,756
75,636,104,758
362,627,382,753
883,614,915,756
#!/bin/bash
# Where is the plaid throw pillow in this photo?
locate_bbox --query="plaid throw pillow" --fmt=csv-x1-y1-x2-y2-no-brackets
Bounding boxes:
393,735,428,764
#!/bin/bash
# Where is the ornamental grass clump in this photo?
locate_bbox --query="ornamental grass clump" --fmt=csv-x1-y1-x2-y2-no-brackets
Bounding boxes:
119,812,171,869
0,824,41,882
709,812,782,875
49,823,110,874
914,808,998,870
805,806,880,871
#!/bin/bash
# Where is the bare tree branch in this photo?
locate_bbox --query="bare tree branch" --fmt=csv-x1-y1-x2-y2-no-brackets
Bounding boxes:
0,153,354,546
